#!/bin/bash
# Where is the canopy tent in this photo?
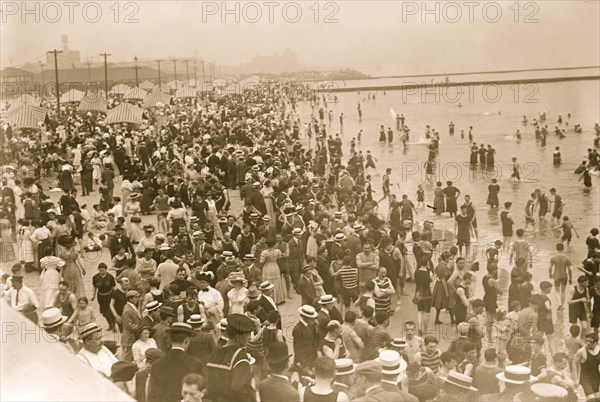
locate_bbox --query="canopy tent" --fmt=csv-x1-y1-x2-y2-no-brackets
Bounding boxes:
143,90,172,107
167,80,186,89
60,89,85,104
123,87,147,101
78,93,108,113
106,102,144,125
5,103,47,129
154,84,172,94
8,94,39,110
110,83,130,95
139,80,155,90
175,86,198,99
1,301,134,401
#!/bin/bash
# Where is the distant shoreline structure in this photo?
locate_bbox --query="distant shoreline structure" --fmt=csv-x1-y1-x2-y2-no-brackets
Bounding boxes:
318,74,600,93
371,65,600,80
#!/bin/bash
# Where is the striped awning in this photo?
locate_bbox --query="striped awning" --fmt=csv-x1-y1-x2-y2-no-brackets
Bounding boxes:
110,84,130,95
139,80,155,90
175,86,198,99
124,87,147,100
143,90,172,107
60,89,85,103
8,94,39,110
78,92,108,113
106,102,144,125
5,103,47,129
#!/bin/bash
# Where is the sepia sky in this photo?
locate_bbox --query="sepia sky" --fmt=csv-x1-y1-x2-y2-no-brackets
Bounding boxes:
1,0,598,76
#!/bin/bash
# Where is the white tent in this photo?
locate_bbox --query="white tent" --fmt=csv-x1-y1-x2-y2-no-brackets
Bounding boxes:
0,301,134,401
123,87,147,101
60,89,85,103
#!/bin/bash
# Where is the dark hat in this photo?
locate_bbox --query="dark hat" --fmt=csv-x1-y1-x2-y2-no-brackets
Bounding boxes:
247,286,260,299
355,360,383,379
166,322,197,337
226,314,256,334
111,361,138,382
144,348,165,363
57,235,75,247
196,271,214,282
159,306,176,317
130,216,142,223
265,341,292,364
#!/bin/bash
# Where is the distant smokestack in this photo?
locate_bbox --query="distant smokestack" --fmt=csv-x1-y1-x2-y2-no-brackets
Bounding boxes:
61,35,69,51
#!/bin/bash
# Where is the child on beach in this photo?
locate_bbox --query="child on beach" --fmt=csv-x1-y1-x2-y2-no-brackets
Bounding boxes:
564,325,584,372
416,185,425,208
554,216,580,247
73,296,95,335
510,157,521,182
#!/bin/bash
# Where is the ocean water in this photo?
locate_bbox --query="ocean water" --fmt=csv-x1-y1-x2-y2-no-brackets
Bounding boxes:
295,79,600,289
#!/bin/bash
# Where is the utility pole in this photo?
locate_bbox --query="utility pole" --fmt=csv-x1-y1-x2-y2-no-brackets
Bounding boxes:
85,60,92,83
172,58,177,87
201,60,206,84
193,60,197,88
133,56,140,87
157,59,162,87
47,49,63,117
100,52,111,98
210,63,214,81
38,61,45,98
184,59,190,86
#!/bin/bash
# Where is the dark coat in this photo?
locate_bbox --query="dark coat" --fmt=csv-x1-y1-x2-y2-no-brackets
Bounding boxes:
149,348,201,402
292,321,319,371
258,375,300,402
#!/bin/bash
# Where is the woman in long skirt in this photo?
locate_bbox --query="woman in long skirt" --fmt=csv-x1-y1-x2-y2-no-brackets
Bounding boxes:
17,219,35,269
487,179,500,208
40,256,65,310
0,213,15,263
260,239,287,304
431,252,451,324
56,237,86,299
433,182,445,216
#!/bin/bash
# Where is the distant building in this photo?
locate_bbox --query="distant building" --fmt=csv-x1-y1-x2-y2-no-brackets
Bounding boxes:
243,49,308,74
46,35,82,69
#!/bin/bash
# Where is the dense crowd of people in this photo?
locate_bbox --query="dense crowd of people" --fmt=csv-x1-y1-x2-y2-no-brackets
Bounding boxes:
1,80,600,402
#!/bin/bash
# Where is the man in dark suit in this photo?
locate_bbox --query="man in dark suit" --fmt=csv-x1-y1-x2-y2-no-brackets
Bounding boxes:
121,290,142,361
135,348,164,402
258,341,299,402
292,305,320,376
288,228,305,291
186,314,216,376
149,322,201,402
140,301,161,330
316,295,343,340
256,281,280,329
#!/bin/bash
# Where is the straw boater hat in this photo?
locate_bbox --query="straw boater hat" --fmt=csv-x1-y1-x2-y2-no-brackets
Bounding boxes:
334,233,346,242
166,322,197,337
318,294,337,305
145,301,162,313
292,228,303,235
376,350,408,375
79,322,102,340
335,358,356,376
129,193,141,201
529,383,568,399
391,338,407,349
187,314,205,327
443,371,478,391
298,305,318,319
158,244,171,251
258,281,274,291
496,365,537,384
40,308,67,329
219,318,228,331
